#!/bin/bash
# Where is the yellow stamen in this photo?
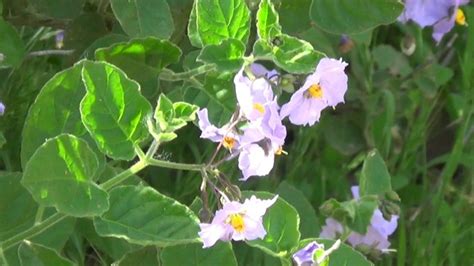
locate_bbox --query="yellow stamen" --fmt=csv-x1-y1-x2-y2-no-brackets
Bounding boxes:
306,84,323,99
229,214,245,232
223,136,236,150
253,103,265,114
456,9,467,26
275,146,287,155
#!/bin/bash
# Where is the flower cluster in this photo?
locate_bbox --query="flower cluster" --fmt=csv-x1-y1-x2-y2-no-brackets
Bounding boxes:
0,102,5,116
198,195,277,248
319,186,399,252
198,58,348,180
398,0,469,42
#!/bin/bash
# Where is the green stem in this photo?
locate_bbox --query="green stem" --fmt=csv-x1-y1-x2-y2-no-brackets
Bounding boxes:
159,65,215,82
34,207,45,225
0,213,66,251
101,160,149,191
147,158,204,172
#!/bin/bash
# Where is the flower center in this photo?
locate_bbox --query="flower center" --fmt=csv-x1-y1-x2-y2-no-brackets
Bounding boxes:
229,214,245,233
456,9,466,26
223,136,236,150
306,84,323,99
253,103,265,114
275,146,287,155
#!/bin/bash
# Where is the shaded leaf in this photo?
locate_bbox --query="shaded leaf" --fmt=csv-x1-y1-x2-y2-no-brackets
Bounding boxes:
276,181,319,238
94,185,200,246
111,0,174,39
29,0,84,19
0,18,25,68
0,172,37,241
21,61,104,170
161,242,237,266
310,0,403,34
95,37,182,98
243,191,300,258
359,150,392,197
18,242,74,266
116,246,159,265
22,134,109,217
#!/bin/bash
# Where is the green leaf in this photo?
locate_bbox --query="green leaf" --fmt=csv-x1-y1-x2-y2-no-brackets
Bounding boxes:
0,172,37,241
94,185,200,246
64,13,108,57
77,219,140,261
370,89,396,157
320,196,378,234
277,0,313,35
152,94,198,142
196,0,251,45
22,134,109,217
18,242,74,266
83,34,130,59
0,132,5,149
161,242,237,266
111,0,174,39
347,196,378,234
116,246,159,265
169,73,235,125
0,18,25,68
154,94,175,130
321,114,365,156
187,1,203,48
276,182,319,238
256,0,281,40
297,239,373,266
21,61,104,170
252,39,273,58
197,39,245,72
173,102,199,122
372,45,412,78
272,34,323,74
2,216,75,265
243,191,300,258
80,61,152,160
359,150,392,197
95,37,182,99
28,0,84,19
310,0,404,34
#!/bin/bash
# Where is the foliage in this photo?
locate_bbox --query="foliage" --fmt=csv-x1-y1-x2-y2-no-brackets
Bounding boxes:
0,0,473,265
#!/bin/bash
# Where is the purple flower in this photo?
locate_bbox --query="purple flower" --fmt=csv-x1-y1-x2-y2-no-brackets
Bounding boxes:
398,0,469,42
55,30,65,49
0,102,5,116
237,101,287,180
198,195,278,248
319,186,399,253
280,58,348,126
197,108,240,151
250,63,279,82
292,241,323,266
320,218,344,239
234,68,274,121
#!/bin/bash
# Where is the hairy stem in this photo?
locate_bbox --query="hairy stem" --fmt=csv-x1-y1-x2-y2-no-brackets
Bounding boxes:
159,64,215,82
101,160,149,191
147,158,204,172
